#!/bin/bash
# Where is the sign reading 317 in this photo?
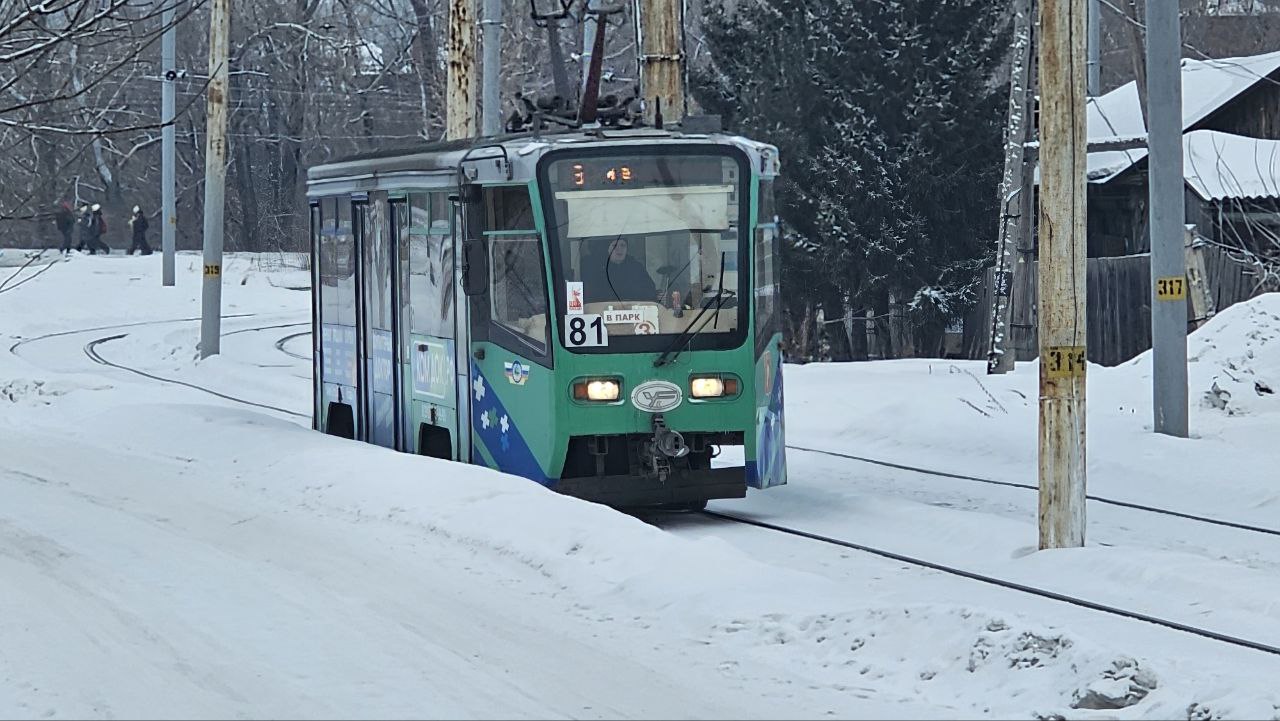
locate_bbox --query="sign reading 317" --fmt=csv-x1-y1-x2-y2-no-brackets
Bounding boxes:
1155,276,1186,301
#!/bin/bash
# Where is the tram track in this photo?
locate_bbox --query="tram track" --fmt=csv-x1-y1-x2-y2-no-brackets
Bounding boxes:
83,334,308,419
274,331,311,360
786,443,1280,538
702,508,1280,658
0,252,60,295
10,313,309,421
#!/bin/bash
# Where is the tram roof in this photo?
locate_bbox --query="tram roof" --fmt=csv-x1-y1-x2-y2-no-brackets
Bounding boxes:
305,127,778,189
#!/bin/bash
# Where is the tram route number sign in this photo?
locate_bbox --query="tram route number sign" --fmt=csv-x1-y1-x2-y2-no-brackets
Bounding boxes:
1155,275,1187,301
1043,345,1086,380
565,314,608,347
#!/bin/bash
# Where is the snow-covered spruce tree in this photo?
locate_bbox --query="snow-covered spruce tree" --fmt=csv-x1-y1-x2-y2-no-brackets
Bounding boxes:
694,0,1008,360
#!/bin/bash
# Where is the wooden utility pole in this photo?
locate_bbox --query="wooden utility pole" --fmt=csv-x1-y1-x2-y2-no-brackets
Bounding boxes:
1146,0,1189,437
638,0,685,126
987,0,1034,375
446,0,477,140
1037,0,1088,550
199,0,230,358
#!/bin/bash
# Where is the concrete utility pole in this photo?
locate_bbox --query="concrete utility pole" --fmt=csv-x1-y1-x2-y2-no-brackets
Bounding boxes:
480,0,502,136
446,0,477,140
1037,0,1088,550
1146,0,1189,437
638,0,685,125
1087,0,1101,95
987,0,1034,375
199,0,230,358
161,0,178,287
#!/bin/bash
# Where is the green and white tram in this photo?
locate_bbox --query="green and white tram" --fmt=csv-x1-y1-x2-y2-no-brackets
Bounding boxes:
307,127,785,507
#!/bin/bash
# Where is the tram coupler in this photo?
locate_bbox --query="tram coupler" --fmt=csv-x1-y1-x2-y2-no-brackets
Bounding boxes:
646,415,689,483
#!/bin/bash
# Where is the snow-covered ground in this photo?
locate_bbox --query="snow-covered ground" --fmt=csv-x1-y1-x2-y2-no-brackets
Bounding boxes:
3,251,1280,719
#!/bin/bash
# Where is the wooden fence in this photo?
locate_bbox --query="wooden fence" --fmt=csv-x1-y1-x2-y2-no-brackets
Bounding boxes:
964,244,1264,367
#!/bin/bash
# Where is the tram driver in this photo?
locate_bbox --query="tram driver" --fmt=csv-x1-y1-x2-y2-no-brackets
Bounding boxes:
582,237,658,305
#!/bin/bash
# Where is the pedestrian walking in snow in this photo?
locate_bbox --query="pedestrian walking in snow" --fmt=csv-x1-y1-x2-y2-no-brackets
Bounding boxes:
75,206,92,252
82,203,109,255
54,200,74,255
127,206,153,255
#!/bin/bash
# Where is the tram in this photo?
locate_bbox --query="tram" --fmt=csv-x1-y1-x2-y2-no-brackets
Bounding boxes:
306,127,785,507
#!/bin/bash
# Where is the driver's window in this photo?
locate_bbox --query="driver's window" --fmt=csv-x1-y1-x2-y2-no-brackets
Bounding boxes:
483,185,548,357
490,235,548,353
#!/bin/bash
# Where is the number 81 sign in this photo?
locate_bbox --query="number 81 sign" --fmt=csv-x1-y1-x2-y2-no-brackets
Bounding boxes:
564,314,608,347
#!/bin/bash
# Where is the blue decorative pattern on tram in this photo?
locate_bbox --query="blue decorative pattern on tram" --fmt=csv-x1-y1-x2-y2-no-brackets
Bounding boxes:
748,357,786,488
470,365,551,485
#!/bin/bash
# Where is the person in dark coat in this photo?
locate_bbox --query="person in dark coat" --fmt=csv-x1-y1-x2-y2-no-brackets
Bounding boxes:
54,200,74,255
82,203,109,255
75,205,92,253
127,206,153,255
583,237,658,304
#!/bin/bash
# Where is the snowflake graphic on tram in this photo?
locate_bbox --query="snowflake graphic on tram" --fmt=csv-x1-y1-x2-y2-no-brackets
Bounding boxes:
307,128,785,508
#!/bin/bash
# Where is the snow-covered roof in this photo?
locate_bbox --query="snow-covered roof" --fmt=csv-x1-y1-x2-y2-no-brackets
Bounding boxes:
1183,129,1280,201
1086,49,1280,184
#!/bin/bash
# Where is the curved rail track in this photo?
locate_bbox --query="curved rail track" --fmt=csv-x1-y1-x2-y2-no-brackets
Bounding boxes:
703,508,1280,658
0,252,60,295
10,313,309,421
83,334,307,419
787,444,1280,537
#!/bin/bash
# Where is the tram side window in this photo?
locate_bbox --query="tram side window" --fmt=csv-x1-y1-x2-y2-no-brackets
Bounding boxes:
487,185,535,231
481,185,548,356
754,180,780,343
408,192,455,338
489,235,549,354
335,199,357,327
319,197,339,327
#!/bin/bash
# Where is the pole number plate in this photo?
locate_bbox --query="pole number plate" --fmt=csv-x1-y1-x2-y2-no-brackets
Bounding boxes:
564,314,607,347
203,264,221,277
1155,275,1186,301
1043,345,1086,380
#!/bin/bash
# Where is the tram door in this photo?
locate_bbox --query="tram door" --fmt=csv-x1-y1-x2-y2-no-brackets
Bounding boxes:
316,196,361,440
357,193,402,449
401,190,467,462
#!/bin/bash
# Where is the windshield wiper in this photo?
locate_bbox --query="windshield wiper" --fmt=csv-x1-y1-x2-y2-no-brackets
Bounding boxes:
653,252,727,367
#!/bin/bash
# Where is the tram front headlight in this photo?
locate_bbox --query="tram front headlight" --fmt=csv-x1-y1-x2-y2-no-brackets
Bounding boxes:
573,378,621,402
690,375,739,399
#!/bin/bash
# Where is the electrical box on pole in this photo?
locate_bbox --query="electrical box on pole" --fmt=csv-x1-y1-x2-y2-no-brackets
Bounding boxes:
199,0,230,359
447,0,478,140
1037,0,1088,550
1146,0,1190,437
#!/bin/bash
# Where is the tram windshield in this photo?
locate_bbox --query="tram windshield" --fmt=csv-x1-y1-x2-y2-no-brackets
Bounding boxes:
543,152,747,351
